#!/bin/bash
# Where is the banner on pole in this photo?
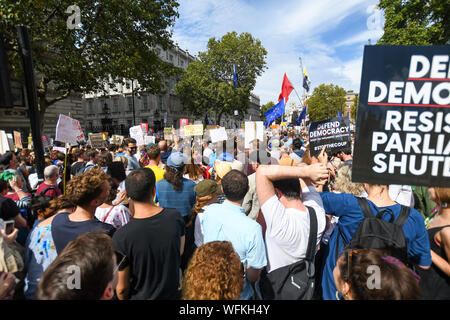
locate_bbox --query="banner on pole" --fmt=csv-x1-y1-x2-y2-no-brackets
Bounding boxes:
13,131,23,149
352,45,450,187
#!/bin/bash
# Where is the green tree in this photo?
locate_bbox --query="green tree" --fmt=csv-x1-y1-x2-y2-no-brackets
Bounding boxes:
307,84,346,122
0,0,180,129
351,95,359,121
175,31,267,124
377,0,450,45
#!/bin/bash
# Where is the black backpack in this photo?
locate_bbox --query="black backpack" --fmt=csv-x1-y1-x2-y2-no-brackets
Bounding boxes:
336,197,410,264
259,206,318,300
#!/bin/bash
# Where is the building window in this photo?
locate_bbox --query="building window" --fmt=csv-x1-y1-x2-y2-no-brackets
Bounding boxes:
142,95,148,110
169,54,174,62
113,99,119,112
155,48,161,56
180,59,184,67
170,78,175,90
127,97,133,111
127,119,133,128
88,100,93,114
99,100,104,113
158,95,163,110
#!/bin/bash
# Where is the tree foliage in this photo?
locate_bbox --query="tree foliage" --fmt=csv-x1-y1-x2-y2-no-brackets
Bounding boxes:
175,31,267,124
0,0,180,127
377,0,450,45
351,95,359,121
307,84,346,122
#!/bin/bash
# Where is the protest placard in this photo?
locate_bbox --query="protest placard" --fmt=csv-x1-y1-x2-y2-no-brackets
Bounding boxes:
183,124,204,136
144,135,155,145
140,123,149,135
244,121,264,148
13,131,23,149
111,135,124,145
6,133,14,151
209,127,227,143
89,133,105,148
352,45,450,187
0,131,9,153
164,127,173,140
42,135,51,149
55,114,85,145
129,125,145,146
53,146,67,154
308,117,351,157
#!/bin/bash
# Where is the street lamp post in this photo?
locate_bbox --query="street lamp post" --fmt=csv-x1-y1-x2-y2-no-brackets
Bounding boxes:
131,79,136,126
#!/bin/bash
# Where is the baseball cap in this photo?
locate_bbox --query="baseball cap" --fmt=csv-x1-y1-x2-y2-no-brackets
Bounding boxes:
194,180,222,198
167,152,187,171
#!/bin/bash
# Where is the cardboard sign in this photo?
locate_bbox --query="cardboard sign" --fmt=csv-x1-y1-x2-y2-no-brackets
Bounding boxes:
111,135,124,145
352,45,450,187
89,133,105,148
13,131,23,149
183,124,204,136
6,133,14,151
55,114,85,145
164,127,173,140
209,127,227,143
129,125,145,146
309,117,351,157
140,123,149,135
245,121,264,148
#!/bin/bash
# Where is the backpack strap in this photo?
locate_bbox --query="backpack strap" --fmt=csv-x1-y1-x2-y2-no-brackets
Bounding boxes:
39,185,57,197
356,197,375,219
304,206,318,263
102,206,115,223
394,205,410,227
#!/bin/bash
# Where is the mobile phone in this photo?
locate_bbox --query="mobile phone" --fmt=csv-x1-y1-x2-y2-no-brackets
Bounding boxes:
4,220,15,235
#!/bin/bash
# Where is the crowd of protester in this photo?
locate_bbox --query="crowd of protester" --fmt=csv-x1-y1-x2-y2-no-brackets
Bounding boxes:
0,126,448,300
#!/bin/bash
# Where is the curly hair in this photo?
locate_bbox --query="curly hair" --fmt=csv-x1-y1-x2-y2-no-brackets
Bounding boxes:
182,241,243,300
48,194,75,216
183,164,203,181
65,167,109,207
337,249,421,300
334,165,365,196
164,166,183,191
186,194,216,228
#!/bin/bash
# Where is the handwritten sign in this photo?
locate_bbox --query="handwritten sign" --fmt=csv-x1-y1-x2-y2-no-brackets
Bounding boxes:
144,135,155,145
0,131,9,153
129,125,145,146
184,124,204,136
89,133,105,148
164,127,173,140
55,114,85,145
111,135,124,145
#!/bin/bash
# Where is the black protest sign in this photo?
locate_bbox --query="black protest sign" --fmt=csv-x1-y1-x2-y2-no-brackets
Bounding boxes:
353,45,450,187
308,117,351,157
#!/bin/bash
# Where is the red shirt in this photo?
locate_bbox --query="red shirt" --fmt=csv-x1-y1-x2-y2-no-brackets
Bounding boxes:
36,182,62,198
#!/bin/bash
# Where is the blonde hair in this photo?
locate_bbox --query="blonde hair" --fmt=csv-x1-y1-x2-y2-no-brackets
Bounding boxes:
434,188,450,206
334,165,365,196
114,156,128,170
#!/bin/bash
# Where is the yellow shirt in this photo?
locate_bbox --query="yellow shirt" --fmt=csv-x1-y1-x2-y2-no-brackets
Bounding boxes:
145,165,165,182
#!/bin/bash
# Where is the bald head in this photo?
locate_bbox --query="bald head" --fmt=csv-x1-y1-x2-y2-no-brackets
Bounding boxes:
158,140,168,152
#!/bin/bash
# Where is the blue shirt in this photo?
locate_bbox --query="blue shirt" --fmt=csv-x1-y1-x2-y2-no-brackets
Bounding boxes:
319,192,431,300
201,201,267,300
156,178,196,217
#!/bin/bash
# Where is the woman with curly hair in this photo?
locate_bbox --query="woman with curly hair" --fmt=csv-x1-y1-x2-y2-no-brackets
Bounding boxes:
182,241,243,300
334,248,421,300
45,168,115,254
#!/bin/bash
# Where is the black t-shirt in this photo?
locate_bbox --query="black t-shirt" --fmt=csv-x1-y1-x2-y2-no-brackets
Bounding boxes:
112,208,185,300
70,162,86,176
51,212,116,254
0,196,20,221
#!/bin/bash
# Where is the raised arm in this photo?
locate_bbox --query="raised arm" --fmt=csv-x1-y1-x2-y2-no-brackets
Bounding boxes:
255,164,328,206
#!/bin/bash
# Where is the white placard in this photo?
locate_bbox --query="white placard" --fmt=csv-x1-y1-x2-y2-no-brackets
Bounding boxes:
53,146,67,154
209,127,227,143
0,130,10,153
244,121,264,148
6,133,14,151
129,125,145,146
55,114,85,144
144,135,155,145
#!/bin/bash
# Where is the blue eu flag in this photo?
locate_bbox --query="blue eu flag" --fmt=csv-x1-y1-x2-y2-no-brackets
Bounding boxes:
296,105,307,125
264,98,285,125
233,64,238,88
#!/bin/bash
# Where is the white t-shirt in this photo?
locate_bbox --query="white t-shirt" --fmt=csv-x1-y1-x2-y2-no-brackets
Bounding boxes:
95,204,131,230
260,186,326,273
203,147,214,160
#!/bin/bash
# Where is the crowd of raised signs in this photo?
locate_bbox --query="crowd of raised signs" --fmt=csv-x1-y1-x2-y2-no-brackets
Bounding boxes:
0,125,448,301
